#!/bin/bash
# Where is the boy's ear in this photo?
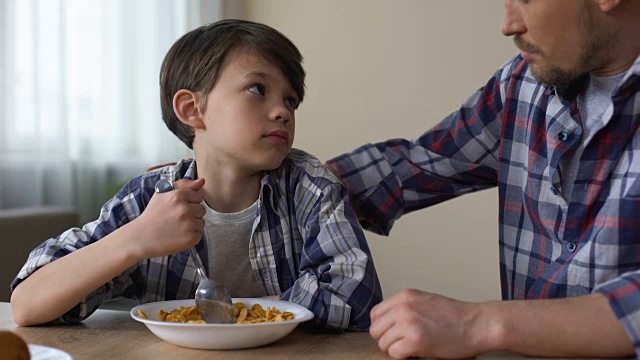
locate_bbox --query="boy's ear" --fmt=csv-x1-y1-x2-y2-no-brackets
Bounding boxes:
173,89,206,130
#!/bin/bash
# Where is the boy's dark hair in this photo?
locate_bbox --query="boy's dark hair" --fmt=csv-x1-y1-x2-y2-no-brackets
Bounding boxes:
160,19,306,149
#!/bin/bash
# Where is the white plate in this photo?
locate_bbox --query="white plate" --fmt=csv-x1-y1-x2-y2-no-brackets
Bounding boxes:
28,344,73,360
130,298,314,350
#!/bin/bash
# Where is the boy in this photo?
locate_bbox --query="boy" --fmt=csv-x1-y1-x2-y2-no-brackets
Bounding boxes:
10,19,382,332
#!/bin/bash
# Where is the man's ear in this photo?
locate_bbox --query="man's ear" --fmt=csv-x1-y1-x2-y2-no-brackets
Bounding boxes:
173,89,206,130
594,0,622,13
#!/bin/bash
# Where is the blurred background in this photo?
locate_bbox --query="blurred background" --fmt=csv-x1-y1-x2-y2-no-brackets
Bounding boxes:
1,0,515,302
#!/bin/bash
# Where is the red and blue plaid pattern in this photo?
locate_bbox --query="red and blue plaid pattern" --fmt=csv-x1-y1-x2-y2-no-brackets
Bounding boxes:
13,149,382,332
328,55,640,353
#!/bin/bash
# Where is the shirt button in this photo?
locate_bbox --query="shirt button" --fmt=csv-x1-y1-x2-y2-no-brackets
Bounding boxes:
550,187,558,195
557,129,570,142
566,242,577,253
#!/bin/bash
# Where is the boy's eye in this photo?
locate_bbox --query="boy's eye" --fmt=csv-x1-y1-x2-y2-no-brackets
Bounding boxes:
248,84,265,96
285,97,299,110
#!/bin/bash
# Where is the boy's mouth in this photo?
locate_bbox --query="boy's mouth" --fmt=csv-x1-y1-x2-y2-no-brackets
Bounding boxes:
265,129,289,144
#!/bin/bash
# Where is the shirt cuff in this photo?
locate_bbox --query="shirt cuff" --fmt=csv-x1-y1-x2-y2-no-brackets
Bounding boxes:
593,272,640,356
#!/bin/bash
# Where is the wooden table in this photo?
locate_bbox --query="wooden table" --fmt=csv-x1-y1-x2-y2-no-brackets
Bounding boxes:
0,302,392,359
1,302,598,360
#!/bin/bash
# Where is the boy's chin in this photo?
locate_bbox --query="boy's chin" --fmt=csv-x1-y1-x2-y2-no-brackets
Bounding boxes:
259,156,288,171
261,160,286,171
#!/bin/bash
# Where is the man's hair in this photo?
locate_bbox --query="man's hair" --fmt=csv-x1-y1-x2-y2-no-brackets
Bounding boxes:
160,19,306,149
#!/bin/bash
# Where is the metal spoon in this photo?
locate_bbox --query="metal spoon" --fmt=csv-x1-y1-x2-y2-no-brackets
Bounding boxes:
153,179,234,323
189,247,234,323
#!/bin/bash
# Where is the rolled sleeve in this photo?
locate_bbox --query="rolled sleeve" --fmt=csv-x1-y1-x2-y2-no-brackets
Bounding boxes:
594,272,640,356
10,180,144,323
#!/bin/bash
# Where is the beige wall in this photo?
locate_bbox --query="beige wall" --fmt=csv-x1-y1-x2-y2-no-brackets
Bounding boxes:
232,1,516,302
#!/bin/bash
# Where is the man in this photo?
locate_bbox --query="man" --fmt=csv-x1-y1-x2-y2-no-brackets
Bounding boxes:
326,0,640,358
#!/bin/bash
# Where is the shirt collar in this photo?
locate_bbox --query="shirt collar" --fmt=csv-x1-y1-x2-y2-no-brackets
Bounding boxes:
259,171,277,214
185,158,277,211
184,159,198,180
548,74,589,101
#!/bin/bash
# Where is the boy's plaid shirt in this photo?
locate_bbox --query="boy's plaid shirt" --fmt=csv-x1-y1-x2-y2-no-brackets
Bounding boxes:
328,55,640,352
13,149,382,332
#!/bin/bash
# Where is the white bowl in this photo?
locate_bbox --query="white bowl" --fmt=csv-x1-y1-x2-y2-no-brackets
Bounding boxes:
130,298,314,350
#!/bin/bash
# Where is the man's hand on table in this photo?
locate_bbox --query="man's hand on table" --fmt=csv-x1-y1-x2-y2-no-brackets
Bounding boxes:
369,289,491,359
369,289,634,359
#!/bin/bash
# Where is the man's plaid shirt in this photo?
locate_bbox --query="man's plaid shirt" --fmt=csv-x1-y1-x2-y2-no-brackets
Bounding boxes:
328,55,640,352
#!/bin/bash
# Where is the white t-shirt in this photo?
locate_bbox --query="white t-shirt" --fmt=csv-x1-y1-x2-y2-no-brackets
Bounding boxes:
561,72,626,198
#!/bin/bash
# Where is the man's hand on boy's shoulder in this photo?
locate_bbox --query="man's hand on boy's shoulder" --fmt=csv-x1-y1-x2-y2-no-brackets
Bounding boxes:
127,178,206,261
322,163,341,180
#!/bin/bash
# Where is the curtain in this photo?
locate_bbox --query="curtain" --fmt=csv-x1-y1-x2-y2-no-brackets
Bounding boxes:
0,0,221,223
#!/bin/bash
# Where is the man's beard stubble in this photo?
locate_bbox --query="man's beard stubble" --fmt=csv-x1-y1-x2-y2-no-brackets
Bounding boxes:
513,29,615,88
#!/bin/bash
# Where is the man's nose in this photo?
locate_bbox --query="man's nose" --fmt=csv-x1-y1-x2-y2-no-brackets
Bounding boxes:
501,0,525,36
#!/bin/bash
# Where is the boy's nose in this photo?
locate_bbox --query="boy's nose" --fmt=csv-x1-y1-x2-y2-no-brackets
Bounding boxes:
269,103,292,123
501,0,525,37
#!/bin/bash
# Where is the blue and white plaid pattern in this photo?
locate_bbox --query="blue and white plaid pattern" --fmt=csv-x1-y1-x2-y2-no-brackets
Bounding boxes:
328,55,640,353
13,149,382,332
